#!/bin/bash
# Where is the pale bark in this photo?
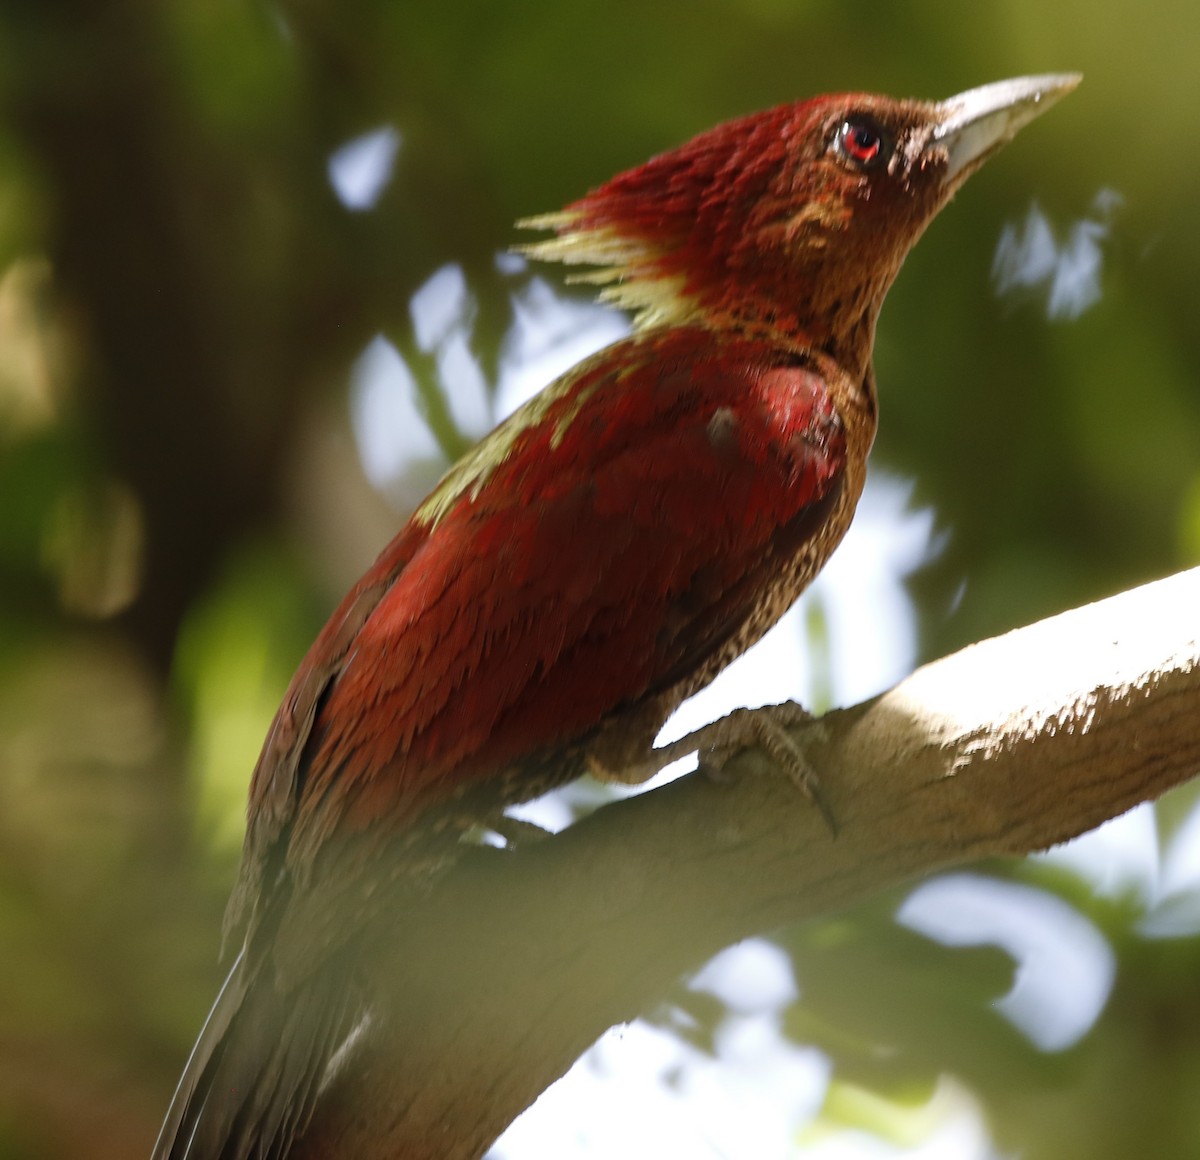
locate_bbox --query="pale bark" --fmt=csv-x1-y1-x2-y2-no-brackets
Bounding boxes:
296,566,1200,1160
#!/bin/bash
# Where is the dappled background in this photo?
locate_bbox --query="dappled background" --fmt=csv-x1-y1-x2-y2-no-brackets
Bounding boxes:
1,1,1199,1157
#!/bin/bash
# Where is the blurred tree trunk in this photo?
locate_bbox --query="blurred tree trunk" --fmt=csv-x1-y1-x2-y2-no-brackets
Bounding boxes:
0,0,364,676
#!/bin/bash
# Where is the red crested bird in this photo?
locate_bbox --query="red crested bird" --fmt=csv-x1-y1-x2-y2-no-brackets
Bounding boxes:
153,74,1079,1159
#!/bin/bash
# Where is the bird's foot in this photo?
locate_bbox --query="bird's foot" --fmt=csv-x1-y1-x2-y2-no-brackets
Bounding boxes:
653,702,837,835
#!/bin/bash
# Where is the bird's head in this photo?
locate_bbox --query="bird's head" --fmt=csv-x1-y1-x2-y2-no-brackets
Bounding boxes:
521,75,1079,376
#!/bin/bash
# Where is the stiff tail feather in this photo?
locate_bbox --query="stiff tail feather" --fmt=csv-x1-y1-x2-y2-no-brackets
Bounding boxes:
151,948,361,1160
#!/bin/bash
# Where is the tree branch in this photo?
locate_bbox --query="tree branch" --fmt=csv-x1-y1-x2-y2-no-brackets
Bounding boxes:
296,566,1200,1160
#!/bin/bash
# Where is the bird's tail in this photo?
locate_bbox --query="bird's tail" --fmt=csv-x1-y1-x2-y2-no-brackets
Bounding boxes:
151,947,361,1160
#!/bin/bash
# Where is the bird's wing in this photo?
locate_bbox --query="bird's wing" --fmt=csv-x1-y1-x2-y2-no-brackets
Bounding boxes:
227,327,846,947
286,328,846,850
223,525,429,946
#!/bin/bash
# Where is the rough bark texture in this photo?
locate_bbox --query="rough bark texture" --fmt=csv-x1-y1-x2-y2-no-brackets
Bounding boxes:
294,566,1200,1160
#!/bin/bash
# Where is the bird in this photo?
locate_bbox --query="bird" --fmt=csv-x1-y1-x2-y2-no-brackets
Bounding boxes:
152,73,1079,1159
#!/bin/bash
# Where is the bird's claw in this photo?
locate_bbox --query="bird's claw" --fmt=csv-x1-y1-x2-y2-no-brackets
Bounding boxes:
657,702,838,835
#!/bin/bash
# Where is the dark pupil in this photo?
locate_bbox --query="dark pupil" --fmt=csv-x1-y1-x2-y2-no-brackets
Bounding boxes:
849,124,879,159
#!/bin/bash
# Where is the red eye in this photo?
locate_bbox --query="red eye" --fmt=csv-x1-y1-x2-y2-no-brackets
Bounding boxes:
837,117,890,169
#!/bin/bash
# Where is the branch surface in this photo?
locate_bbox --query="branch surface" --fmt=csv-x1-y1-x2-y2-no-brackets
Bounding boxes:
297,567,1200,1159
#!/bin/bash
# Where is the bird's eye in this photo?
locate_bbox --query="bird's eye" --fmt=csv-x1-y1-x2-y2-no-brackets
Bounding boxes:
836,117,891,169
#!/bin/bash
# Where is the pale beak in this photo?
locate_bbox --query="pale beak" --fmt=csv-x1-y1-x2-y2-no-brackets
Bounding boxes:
932,73,1082,182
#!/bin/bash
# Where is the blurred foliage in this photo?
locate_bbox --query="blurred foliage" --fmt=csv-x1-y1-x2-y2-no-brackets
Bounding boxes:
0,0,1198,1157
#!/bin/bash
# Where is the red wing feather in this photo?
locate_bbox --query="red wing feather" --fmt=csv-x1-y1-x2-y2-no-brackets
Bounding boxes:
244,329,845,881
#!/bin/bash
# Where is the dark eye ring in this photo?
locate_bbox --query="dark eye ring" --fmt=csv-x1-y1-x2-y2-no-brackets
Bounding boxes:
836,116,891,170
